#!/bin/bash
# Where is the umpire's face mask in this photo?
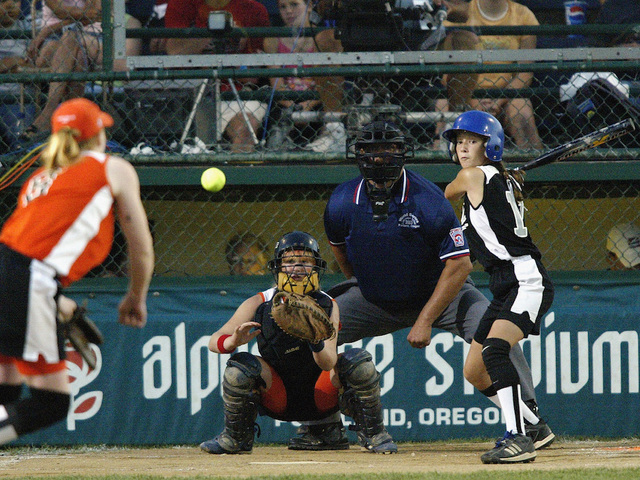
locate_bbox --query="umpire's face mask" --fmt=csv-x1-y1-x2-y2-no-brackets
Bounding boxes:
357,144,404,222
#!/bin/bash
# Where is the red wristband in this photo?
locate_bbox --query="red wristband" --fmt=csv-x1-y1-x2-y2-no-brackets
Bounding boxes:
217,334,235,354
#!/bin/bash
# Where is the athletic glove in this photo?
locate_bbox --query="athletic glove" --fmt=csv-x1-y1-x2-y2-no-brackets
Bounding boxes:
61,304,104,370
271,291,335,344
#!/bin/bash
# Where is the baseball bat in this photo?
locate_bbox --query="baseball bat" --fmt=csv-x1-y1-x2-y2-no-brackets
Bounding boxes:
514,118,636,172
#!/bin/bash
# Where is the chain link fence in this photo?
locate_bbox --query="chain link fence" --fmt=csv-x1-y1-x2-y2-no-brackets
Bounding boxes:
1,69,638,157
149,180,640,275
4,69,637,157
2,178,639,277
0,6,638,157
0,7,639,276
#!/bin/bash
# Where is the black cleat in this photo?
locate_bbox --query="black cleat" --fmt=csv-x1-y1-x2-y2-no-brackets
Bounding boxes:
526,417,555,449
288,422,350,451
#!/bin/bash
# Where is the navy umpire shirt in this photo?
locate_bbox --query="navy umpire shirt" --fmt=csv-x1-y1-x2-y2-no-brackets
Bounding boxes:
324,169,470,312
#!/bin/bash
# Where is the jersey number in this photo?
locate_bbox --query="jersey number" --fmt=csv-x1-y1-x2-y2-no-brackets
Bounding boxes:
22,170,58,207
505,191,528,238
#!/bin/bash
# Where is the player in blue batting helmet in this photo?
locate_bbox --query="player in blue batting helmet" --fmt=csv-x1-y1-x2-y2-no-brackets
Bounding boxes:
443,108,555,464
442,110,505,163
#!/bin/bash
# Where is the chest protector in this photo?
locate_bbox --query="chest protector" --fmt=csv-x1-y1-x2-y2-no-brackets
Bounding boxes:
256,291,333,374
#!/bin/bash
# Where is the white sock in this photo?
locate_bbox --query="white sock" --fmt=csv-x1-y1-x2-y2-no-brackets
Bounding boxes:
496,385,525,434
485,394,539,425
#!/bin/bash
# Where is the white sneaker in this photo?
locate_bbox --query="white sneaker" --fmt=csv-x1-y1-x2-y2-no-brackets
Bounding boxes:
305,122,346,153
170,137,212,154
130,143,156,155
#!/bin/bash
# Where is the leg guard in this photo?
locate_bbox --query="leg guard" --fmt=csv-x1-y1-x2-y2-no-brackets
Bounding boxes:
1,388,70,444
482,338,524,434
482,338,519,391
200,352,265,455
336,348,397,454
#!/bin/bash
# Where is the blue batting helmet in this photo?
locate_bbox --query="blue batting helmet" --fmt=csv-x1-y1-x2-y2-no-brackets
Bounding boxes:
441,110,505,163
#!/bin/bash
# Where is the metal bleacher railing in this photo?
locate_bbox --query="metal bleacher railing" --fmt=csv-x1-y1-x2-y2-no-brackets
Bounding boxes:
0,1,639,277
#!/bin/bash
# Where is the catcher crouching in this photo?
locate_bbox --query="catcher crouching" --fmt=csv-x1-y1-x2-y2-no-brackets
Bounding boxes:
199,231,397,455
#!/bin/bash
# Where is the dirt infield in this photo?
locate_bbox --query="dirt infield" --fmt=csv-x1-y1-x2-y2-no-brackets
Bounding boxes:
2,439,640,478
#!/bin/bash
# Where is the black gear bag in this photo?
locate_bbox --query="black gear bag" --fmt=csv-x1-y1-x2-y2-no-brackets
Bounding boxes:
565,78,640,148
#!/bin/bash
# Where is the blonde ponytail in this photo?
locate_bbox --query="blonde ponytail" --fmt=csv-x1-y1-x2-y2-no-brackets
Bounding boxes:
40,127,100,170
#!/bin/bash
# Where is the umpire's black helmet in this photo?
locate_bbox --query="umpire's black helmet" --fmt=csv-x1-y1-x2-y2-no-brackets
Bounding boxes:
348,121,414,185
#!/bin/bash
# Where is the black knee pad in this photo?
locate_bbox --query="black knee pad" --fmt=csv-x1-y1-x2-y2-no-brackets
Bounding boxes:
480,385,498,398
7,388,70,436
224,352,265,393
336,348,379,389
482,337,519,391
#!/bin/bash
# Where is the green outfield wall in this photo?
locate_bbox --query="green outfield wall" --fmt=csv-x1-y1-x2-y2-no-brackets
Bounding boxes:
14,272,640,446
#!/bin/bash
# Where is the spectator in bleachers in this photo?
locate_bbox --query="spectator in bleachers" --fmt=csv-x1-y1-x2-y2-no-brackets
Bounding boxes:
27,0,99,70
19,0,102,142
263,0,345,152
436,0,544,151
165,0,270,153
606,223,640,270
25,0,167,145
0,0,28,73
122,0,167,61
0,0,37,152
591,0,640,47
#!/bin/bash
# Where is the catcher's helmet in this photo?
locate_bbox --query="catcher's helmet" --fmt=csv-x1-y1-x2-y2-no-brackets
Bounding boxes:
347,121,413,185
268,231,327,295
441,110,504,163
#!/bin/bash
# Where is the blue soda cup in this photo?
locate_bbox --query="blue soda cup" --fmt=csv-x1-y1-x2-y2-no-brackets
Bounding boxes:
564,1,587,40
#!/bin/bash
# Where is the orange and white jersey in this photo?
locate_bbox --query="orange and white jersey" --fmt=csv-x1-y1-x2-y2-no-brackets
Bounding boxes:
0,151,115,286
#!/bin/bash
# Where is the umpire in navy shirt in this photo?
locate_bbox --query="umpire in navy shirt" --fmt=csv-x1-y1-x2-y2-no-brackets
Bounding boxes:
288,121,547,449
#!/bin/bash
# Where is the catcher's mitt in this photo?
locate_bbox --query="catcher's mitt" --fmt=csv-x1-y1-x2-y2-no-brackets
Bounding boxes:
61,304,104,370
271,291,335,344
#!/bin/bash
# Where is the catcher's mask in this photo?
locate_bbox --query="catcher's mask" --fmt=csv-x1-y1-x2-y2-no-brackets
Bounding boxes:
441,110,504,163
267,231,327,295
347,121,413,222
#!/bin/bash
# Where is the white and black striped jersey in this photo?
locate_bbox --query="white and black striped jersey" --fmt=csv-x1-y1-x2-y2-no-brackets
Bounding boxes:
461,165,542,271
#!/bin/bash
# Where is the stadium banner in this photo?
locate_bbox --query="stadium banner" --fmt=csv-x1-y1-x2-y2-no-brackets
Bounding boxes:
17,274,640,446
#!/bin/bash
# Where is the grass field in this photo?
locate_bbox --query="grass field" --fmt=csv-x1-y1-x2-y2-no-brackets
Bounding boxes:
2,439,640,479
